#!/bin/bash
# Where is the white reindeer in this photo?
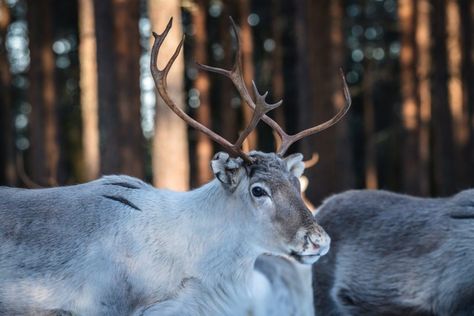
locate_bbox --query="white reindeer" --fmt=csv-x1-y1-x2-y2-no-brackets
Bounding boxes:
0,18,351,315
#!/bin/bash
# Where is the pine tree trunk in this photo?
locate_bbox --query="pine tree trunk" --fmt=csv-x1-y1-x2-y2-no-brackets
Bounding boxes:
148,0,189,190
459,0,474,186
446,0,470,189
237,0,257,150
301,0,354,204
217,8,238,143
79,0,100,181
415,0,432,195
27,0,61,186
192,0,212,185
431,0,456,195
0,2,16,185
94,0,145,178
399,0,423,194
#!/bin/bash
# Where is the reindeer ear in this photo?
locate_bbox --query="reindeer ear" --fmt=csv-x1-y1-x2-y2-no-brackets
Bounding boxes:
284,153,305,178
211,152,245,191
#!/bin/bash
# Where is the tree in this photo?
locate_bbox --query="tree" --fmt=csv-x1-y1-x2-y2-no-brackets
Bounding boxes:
192,0,212,186
78,0,99,181
27,0,61,186
431,0,456,195
94,0,145,178
148,0,189,190
0,1,16,186
398,0,430,195
446,0,470,189
300,0,354,204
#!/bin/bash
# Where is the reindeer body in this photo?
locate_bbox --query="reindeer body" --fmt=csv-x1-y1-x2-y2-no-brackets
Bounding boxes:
0,152,329,315
249,255,314,316
313,189,474,316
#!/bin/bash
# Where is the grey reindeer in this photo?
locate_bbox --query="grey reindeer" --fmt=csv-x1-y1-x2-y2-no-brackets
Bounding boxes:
0,18,351,316
312,189,474,316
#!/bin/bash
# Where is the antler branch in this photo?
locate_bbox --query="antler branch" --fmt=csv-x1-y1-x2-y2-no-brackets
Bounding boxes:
151,18,255,163
197,17,351,156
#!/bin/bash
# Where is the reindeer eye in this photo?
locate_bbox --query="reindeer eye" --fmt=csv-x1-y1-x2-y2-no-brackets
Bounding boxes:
251,186,267,198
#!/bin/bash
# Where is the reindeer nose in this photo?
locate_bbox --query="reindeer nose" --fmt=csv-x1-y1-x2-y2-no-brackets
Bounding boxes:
308,232,331,256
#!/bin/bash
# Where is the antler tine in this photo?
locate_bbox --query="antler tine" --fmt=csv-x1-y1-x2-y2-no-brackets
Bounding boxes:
151,18,252,163
196,17,287,146
276,68,352,155
233,81,283,147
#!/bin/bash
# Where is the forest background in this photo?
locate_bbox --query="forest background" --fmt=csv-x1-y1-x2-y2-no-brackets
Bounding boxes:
1,0,473,205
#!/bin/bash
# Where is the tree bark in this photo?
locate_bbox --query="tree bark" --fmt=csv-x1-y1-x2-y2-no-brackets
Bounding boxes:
416,0,431,195
192,0,212,185
237,0,257,150
94,0,145,178
399,0,424,194
0,2,16,186
301,0,354,204
459,0,474,186
217,6,238,144
446,0,470,189
27,0,61,186
78,0,100,181
431,0,456,195
148,0,189,190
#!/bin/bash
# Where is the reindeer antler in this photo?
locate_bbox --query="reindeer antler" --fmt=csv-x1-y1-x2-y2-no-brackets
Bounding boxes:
198,17,351,156
151,18,282,163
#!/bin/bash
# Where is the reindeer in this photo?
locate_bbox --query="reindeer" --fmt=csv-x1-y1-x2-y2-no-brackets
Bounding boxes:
0,18,350,315
312,189,474,316
247,154,320,316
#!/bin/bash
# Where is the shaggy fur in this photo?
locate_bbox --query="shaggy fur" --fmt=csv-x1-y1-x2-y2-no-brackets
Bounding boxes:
312,189,474,316
0,151,329,315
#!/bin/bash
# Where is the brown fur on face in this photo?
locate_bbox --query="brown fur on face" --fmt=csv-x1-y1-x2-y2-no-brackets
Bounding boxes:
244,152,329,260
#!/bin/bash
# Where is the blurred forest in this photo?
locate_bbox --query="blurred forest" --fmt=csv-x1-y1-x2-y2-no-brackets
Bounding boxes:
0,0,473,205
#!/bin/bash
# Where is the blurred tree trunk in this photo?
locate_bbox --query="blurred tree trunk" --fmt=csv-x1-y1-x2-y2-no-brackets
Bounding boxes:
218,7,238,144
0,2,16,186
431,0,456,195
399,0,430,195
94,0,144,179
446,0,470,189
459,0,474,185
236,0,257,150
270,0,286,134
192,0,212,185
363,61,377,189
79,0,100,181
300,0,354,204
416,0,432,195
27,0,61,186
148,0,189,190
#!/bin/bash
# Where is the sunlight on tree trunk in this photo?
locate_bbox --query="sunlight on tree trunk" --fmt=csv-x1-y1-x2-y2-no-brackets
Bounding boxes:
363,61,377,189
238,0,257,150
416,0,431,195
149,0,189,190
79,0,100,181
27,0,60,186
446,0,471,189
446,0,467,146
431,0,456,195
399,0,423,194
192,0,213,185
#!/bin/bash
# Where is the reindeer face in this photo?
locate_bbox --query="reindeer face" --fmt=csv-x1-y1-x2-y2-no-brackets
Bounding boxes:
211,151,330,264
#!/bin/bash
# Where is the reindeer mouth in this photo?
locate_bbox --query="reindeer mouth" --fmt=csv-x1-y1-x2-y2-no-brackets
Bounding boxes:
289,250,321,265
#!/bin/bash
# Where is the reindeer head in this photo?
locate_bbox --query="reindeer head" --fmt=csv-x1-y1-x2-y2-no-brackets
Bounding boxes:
151,18,351,264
